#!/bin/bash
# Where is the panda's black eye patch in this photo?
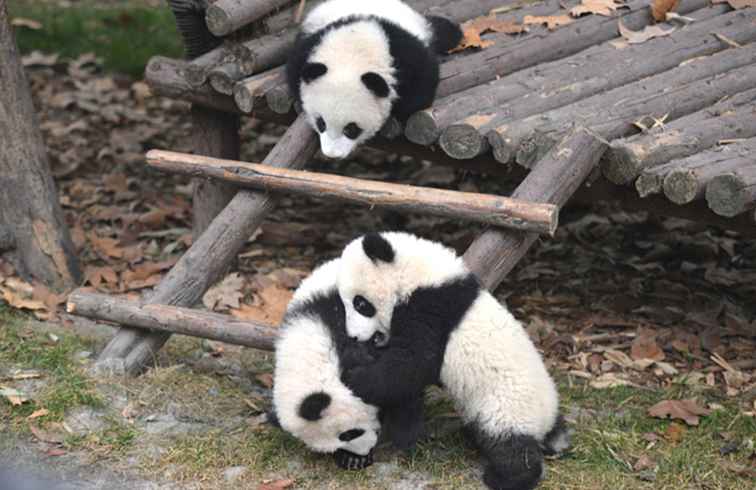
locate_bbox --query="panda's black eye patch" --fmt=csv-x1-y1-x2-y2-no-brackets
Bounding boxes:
343,123,363,140
316,117,326,133
353,295,375,318
299,392,332,421
339,428,365,442
361,72,390,98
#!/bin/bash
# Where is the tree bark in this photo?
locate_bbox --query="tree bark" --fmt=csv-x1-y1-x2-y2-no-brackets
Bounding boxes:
233,66,286,114
463,128,607,290
185,47,230,88
429,4,740,159
231,28,297,76
604,88,756,185
68,290,278,351
97,115,318,374
206,0,293,37
0,4,81,289
147,150,559,234
491,47,756,168
706,158,756,217
207,61,246,95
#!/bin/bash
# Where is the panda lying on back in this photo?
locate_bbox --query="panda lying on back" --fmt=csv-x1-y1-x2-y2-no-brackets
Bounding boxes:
286,0,462,159
336,232,571,490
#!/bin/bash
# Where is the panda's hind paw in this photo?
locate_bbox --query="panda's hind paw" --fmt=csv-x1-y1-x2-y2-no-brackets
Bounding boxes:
334,449,374,470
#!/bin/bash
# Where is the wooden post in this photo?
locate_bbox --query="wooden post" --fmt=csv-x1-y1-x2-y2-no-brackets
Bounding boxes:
146,150,560,234
0,3,81,289
206,0,293,37
464,128,607,290
167,0,241,240
97,115,319,374
68,290,277,351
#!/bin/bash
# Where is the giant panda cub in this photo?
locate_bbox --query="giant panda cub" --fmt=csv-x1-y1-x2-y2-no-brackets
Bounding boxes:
271,259,381,470
286,0,463,159
336,232,571,490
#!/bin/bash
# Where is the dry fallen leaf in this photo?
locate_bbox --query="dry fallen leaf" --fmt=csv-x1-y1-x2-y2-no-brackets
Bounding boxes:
0,279,47,313
663,422,687,443
631,331,665,361
633,454,656,471
590,372,634,389
450,14,527,53
84,266,119,289
231,283,293,325
571,0,628,17
258,479,295,490
11,17,43,30
617,19,676,45
88,233,125,259
255,373,274,389
651,0,680,22
27,408,50,420
648,399,711,426
29,423,66,444
203,273,245,312
0,386,29,405
523,14,574,31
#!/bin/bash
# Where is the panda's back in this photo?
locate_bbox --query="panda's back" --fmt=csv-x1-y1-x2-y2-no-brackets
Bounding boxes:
303,0,432,46
440,291,560,441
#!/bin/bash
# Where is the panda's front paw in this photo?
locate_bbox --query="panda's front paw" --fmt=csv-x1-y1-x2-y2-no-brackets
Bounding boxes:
334,449,374,470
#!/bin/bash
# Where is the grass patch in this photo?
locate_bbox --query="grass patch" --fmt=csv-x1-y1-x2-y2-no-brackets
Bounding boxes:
8,0,183,76
0,312,101,425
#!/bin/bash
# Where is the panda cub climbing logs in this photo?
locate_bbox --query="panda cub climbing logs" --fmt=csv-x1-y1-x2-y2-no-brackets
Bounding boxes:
286,0,462,159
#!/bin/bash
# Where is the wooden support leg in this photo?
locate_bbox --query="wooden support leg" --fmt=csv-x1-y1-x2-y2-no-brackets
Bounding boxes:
0,4,81,290
464,128,607,290
190,106,240,239
97,115,318,374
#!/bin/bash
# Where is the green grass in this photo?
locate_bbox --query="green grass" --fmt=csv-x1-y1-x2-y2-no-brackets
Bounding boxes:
8,0,183,76
0,308,101,424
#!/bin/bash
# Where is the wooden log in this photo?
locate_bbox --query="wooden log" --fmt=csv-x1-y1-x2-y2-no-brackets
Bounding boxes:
97,115,318,374
206,0,293,37
207,61,247,95
492,46,756,168
424,3,738,155
0,226,15,252
231,28,297,76
185,47,230,88
706,156,756,217
604,88,756,185
147,150,560,234
233,66,286,114
409,0,712,148
0,4,81,289
635,138,756,199
67,291,277,351
464,128,607,290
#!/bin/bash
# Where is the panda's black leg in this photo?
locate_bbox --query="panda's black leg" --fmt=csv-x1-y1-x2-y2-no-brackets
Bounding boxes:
334,449,374,470
382,396,425,452
470,425,544,490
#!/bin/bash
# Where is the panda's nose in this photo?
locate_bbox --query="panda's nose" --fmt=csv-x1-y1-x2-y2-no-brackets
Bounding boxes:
339,428,365,441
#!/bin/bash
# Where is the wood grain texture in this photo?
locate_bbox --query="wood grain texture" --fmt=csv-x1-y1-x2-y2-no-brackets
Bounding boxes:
147,150,559,234
68,290,277,351
206,0,292,36
0,4,81,289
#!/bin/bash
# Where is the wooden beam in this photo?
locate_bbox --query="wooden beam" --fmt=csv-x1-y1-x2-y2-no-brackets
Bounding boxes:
205,0,292,37
146,150,559,234
97,115,319,374
68,290,277,351
0,3,81,289
464,127,607,290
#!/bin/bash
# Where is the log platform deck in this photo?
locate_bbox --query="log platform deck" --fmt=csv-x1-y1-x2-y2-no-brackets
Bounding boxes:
74,0,756,374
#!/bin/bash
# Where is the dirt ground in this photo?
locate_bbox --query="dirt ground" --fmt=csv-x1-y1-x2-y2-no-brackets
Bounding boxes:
1,50,755,490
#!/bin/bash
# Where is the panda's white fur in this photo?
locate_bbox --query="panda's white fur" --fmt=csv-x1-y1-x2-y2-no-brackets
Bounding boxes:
273,259,380,458
336,232,569,489
287,0,461,159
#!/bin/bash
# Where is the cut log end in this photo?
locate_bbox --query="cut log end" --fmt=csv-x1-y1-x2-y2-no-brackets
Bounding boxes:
603,143,644,185
405,111,441,146
205,5,232,37
266,85,294,114
439,124,488,160
208,71,235,96
516,133,553,169
706,174,749,217
233,84,255,113
663,169,699,205
635,172,664,198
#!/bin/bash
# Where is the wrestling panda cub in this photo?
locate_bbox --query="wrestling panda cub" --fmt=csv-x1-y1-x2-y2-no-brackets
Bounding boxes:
337,232,570,490
286,0,462,159
271,259,381,470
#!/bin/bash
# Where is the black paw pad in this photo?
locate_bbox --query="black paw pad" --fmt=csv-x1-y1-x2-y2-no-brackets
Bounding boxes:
334,449,374,470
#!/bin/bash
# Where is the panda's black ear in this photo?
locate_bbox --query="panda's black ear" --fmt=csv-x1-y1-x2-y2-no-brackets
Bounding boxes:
361,72,390,98
302,63,327,83
362,233,395,263
299,392,332,421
